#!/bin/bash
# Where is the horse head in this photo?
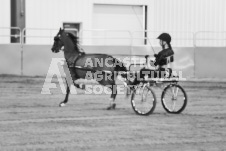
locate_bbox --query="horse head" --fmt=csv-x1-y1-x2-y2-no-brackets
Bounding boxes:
51,28,65,53
51,28,80,54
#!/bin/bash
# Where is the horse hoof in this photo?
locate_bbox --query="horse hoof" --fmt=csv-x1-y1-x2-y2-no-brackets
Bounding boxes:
59,103,66,107
107,103,116,110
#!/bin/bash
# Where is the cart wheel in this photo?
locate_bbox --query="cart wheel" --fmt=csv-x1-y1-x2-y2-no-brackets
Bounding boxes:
161,84,187,114
131,85,156,116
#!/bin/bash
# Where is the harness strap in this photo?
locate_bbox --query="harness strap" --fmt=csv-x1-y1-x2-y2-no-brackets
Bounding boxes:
72,52,84,67
65,53,85,83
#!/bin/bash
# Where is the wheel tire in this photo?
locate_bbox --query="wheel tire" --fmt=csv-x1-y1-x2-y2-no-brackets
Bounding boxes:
161,84,187,114
131,85,156,116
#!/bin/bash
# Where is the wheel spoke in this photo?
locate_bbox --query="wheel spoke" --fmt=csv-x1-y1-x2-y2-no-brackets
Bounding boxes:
172,100,176,111
172,86,179,98
161,84,187,114
131,86,156,115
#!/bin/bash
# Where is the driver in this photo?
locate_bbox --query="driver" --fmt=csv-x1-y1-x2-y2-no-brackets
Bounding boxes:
131,33,174,85
154,33,174,70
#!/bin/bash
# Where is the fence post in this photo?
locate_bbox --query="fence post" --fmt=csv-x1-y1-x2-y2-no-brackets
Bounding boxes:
20,28,25,76
193,32,197,78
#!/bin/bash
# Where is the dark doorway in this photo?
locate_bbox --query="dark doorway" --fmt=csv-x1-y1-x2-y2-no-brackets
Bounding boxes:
63,22,82,37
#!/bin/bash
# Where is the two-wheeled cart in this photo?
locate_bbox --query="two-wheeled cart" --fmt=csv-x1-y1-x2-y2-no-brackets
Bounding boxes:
127,58,188,116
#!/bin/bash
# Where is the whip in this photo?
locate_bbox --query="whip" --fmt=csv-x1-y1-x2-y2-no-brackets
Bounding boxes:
132,6,156,54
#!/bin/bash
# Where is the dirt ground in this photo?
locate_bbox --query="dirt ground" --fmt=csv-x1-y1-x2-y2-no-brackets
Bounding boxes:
0,75,226,151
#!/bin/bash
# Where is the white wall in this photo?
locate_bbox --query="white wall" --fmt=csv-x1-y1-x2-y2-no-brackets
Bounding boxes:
149,0,226,47
25,0,93,44
0,0,10,27
24,0,226,46
0,0,10,43
91,4,144,45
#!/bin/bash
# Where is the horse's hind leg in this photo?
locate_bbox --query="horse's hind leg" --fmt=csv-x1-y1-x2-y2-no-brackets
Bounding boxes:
107,84,117,110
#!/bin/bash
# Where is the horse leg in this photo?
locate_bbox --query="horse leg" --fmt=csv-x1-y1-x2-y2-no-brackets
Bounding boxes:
59,80,85,107
107,84,117,110
59,80,70,107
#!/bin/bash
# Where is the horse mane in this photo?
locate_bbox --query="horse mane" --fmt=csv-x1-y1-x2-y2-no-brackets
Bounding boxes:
67,33,79,46
67,32,84,54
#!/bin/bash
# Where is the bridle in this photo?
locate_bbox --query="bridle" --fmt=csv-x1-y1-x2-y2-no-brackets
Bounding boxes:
54,32,84,68
53,34,64,51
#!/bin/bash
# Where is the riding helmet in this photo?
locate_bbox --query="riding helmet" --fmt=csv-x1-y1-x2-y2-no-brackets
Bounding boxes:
157,33,171,43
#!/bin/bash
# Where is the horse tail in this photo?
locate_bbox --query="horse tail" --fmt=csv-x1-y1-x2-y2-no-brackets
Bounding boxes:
113,58,128,78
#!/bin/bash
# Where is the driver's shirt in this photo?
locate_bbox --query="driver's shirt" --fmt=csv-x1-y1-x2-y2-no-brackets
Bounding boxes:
154,48,174,66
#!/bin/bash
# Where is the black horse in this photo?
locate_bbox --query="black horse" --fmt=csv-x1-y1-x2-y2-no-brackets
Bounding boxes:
51,28,128,109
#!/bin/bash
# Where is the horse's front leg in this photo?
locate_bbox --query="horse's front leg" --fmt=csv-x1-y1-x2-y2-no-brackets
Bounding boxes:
59,79,85,107
59,83,70,107
107,84,117,110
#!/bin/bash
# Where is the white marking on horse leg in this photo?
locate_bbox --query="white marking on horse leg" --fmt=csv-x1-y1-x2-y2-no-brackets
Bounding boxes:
59,103,66,107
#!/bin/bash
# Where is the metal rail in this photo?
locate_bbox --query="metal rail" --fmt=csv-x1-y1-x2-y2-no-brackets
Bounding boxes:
1,27,226,76
0,27,22,44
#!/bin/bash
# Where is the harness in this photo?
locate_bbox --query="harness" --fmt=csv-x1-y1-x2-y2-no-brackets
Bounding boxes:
65,51,85,80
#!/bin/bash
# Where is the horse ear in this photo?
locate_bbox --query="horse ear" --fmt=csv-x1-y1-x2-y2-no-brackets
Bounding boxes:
59,28,62,31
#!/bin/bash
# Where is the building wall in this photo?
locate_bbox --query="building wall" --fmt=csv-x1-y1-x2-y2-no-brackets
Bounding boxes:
151,0,226,32
0,0,226,78
23,0,226,46
150,0,226,47
25,0,150,29
25,0,93,44
25,0,92,29
25,0,150,44
0,0,10,43
0,0,10,27
1,0,225,44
